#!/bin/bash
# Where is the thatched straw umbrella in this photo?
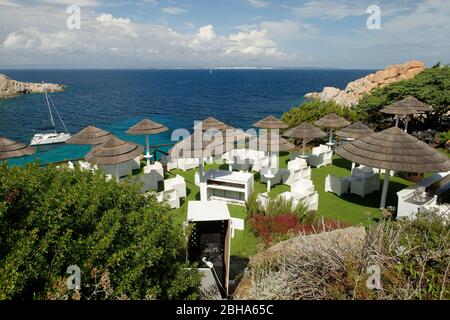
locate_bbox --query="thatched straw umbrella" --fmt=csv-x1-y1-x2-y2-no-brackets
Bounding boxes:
336,127,450,208
194,116,229,131
336,122,374,169
126,119,168,166
66,125,112,145
314,113,351,145
380,99,419,131
0,136,36,160
336,122,374,140
170,129,235,173
399,96,433,113
254,115,288,168
254,115,288,130
283,122,327,157
382,96,432,132
85,136,143,182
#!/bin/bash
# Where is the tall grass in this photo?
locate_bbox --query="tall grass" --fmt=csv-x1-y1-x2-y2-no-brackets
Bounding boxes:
246,191,315,223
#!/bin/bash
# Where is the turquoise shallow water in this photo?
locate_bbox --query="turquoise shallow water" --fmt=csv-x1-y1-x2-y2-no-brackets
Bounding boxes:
0,69,373,166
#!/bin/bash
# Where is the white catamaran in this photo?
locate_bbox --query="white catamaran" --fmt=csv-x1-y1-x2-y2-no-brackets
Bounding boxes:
30,83,71,146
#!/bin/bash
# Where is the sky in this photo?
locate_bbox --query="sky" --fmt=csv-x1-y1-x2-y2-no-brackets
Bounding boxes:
0,0,449,69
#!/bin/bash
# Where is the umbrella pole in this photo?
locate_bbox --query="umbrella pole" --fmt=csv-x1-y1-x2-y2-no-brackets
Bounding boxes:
404,117,409,133
115,164,120,183
302,139,306,156
395,116,399,127
145,134,151,166
380,169,391,208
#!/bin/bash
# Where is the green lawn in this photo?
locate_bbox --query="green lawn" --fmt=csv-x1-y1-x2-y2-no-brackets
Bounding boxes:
165,153,414,258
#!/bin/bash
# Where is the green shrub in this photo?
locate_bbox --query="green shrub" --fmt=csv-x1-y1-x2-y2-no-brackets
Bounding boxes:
281,100,360,128
355,65,450,126
435,130,450,147
246,191,315,223
0,162,200,300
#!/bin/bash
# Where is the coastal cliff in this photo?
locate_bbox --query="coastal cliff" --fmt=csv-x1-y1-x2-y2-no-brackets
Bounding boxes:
305,60,425,107
0,74,64,99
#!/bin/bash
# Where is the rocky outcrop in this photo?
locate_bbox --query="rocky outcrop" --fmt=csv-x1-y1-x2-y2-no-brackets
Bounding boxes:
0,74,64,99
305,60,425,107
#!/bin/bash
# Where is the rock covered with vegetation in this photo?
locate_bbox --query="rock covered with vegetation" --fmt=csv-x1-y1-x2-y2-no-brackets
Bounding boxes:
305,60,425,107
235,212,449,300
0,162,200,300
0,74,64,99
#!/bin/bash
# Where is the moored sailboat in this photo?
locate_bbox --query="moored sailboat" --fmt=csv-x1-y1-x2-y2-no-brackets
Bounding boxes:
30,83,71,146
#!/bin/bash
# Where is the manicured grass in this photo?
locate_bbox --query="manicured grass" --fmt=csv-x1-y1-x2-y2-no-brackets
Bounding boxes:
166,153,414,258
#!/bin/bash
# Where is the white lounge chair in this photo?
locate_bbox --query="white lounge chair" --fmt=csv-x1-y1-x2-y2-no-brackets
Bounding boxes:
308,144,332,168
325,174,350,196
164,174,187,198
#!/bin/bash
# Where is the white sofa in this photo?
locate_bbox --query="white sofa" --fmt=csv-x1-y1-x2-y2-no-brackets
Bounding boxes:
178,158,200,171
350,174,380,197
257,179,319,212
137,171,159,193
164,174,187,198
308,144,333,168
325,175,350,196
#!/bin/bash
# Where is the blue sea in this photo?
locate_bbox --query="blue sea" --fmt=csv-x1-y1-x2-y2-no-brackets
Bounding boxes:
0,69,373,166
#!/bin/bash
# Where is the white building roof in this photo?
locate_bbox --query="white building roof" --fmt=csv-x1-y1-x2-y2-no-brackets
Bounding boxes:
187,200,231,222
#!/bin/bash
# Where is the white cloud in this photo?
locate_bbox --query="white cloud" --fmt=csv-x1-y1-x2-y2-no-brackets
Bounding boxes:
160,6,188,15
293,0,367,20
0,8,292,67
0,0,21,7
39,0,101,6
247,0,270,8
96,13,138,37
260,20,319,40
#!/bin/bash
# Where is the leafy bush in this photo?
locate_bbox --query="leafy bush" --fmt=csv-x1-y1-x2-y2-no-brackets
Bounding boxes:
0,162,200,300
435,130,450,147
355,65,450,126
281,100,360,128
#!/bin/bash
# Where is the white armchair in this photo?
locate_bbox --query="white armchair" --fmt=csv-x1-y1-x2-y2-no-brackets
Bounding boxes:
283,167,312,186
67,161,75,170
164,174,187,198
130,156,141,170
350,174,380,197
308,144,333,168
155,189,180,209
325,174,350,196
290,179,319,211
251,156,270,172
145,161,164,181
